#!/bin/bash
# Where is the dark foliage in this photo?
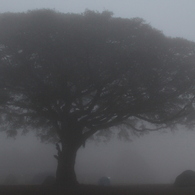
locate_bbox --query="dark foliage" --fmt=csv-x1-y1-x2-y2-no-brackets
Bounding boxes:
0,9,195,185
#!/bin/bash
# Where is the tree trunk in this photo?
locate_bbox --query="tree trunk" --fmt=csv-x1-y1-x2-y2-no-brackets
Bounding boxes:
55,141,80,187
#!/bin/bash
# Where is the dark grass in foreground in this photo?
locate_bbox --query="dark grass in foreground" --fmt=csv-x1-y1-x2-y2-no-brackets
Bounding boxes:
1,184,195,195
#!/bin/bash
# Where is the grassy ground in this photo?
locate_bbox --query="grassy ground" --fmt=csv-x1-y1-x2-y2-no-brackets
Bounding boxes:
1,184,195,195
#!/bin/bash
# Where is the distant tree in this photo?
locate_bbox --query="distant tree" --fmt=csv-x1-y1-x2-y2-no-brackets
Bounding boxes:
0,9,195,186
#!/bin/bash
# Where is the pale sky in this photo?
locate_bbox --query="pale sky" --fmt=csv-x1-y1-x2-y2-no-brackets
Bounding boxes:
0,0,195,41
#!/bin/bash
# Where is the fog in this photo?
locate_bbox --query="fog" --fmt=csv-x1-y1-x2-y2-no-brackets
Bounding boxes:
1,0,195,185
1,128,195,184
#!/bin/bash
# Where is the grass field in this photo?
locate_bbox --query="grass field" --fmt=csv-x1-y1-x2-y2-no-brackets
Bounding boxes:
1,184,195,195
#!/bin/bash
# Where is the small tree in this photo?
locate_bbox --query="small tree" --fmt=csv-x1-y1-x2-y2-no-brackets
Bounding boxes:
0,9,195,186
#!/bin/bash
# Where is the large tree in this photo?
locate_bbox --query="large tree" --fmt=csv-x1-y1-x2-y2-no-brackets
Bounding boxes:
0,9,195,186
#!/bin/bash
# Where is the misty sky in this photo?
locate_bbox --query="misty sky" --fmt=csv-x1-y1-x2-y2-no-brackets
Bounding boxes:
1,0,195,185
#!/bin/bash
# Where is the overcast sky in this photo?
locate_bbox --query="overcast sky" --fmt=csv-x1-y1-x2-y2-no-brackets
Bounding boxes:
0,0,195,41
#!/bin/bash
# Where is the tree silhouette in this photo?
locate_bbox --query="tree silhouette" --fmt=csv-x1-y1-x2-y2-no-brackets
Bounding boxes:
0,9,195,186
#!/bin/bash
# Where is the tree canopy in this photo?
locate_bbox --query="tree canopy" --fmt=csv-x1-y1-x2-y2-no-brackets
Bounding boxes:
0,9,195,185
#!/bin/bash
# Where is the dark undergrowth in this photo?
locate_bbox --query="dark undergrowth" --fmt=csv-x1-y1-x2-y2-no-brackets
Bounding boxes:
1,184,195,195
